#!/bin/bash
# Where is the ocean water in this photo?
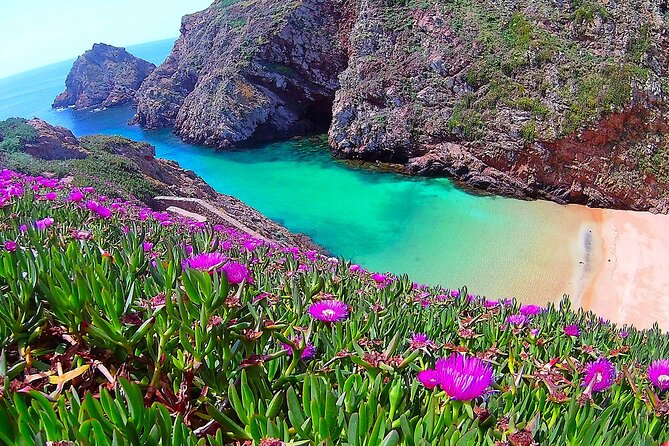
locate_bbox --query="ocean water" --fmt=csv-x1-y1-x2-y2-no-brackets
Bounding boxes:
0,38,595,301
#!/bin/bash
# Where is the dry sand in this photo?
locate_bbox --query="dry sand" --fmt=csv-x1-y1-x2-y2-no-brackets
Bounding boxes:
578,208,669,330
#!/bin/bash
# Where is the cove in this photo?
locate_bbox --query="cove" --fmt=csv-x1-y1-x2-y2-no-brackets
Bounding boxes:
0,39,596,303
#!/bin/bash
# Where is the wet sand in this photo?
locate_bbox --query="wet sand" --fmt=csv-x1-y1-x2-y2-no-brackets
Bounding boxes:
578,208,669,330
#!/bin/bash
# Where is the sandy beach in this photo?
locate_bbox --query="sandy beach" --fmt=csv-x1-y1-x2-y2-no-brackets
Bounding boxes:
577,208,669,330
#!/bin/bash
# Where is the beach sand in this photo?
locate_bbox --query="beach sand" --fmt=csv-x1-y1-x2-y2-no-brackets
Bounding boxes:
578,208,669,330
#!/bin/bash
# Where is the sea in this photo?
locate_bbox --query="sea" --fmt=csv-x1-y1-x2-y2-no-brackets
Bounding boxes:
0,38,598,302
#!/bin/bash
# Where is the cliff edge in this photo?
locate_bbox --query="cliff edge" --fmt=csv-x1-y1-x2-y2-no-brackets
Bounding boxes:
135,0,669,212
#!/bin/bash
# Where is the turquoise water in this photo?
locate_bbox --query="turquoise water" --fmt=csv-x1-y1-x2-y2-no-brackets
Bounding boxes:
0,39,590,301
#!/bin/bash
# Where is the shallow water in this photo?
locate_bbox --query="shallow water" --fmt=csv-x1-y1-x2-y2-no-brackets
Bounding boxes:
0,39,595,301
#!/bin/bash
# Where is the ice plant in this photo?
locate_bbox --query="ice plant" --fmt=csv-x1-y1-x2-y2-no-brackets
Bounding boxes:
222,261,251,284
582,358,616,392
433,354,495,400
409,333,437,350
506,314,527,326
417,369,440,389
183,252,227,271
308,299,349,323
564,324,580,337
282,338,316,360
35,217,54,230
648,359,669,391
520,304,542,316
3,240,17,252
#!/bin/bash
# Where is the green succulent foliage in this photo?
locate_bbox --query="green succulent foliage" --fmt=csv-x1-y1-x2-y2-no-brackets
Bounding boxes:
0,180,669,444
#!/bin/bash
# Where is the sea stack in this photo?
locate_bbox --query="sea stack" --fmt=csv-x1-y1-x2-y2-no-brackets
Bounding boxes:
53,43,156,110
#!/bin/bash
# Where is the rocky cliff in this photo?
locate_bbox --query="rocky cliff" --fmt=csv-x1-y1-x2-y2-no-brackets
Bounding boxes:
53,43,156,109
135,0,669,212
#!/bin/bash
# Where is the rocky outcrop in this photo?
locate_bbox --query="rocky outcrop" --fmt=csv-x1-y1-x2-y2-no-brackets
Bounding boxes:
23,118,89,160
53,43,156,109
135,0,669,212
134,0,351,147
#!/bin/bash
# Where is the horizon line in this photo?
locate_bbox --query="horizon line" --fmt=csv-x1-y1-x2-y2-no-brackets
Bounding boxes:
0,37,178,82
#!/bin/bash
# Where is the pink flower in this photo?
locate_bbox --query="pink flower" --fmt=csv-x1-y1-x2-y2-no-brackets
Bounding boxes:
35,217,54,230
409,333,437,350
222,261,251,284
282,338,316,360
143,242,154,252
417,369,440,389
308,299,349,323
71,230,93,240
3,240,17,252
68,190,84,202
506,314,527,326
183,252,227,271
564,324,580,337
648,359,669,391
519,304,542,316
421,354,495,400
372,273,387,283
582,358,616,392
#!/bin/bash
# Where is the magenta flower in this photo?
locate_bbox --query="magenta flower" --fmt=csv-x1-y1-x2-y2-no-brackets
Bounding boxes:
483,300,499,308
68,190,84,202
143,242,154,252
648,360,669,391
409,333,437,350
35,217,54,230
432,354,495,400
372,273,387,283
282,338,316,360
564,324,580,337
582,358,616,392
308,299,349,323
183,252,227,271
222,261,251,284
417,369,440,389
3,240,17,252
519,304,542,316
506,314,527,326
450,289,460,298
619,330,629,339
71,230,93,240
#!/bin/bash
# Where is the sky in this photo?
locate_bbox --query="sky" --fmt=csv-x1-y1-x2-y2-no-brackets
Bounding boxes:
0,0,213,79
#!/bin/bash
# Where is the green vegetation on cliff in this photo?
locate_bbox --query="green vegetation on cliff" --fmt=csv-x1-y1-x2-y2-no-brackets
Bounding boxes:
0,119,160,202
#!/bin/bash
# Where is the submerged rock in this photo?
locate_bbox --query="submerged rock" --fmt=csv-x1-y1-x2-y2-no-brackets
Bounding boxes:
53,43,156,110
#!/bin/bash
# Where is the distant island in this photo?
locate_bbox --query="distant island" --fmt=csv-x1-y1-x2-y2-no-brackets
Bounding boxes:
53,43,155,109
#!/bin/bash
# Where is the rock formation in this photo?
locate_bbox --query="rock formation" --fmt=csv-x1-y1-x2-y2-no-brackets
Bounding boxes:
135,0,669,212
53,43,156,109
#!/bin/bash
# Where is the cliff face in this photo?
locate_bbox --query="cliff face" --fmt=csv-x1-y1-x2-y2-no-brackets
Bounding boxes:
135,0,669,212
135,0,351,147
53,43,156,109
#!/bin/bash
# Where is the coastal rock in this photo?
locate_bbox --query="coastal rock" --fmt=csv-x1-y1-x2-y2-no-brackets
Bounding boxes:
53,43,156,110
136,0,669,212
23,118,89,160
134,0,351,146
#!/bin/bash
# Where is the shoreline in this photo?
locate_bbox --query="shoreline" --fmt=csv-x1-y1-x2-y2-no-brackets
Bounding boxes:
577,208,669,330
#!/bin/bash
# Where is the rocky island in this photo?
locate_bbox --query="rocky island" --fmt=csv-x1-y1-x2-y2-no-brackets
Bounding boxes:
53,43,156,109
129,0,669,212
